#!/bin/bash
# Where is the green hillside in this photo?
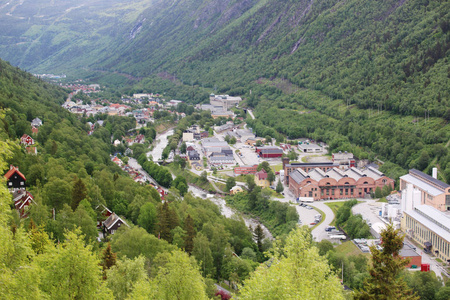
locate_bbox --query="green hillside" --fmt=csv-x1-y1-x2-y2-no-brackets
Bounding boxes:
0,0,449,181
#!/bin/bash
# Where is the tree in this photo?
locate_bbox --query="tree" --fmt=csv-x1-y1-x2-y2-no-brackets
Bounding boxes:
192,233,215,278
106,256,147,300
137,202,157,233
127,250,209,300
253,224,265,253
157,202,179,243
184,214,196,255
37,229,112,299
180,142,187,154
101,243,117,279
276,180,284,193
230,137,237,144
173,176,188,196
226,176,236,192
374,186,383,198
257,161,271,173
354,224,418,300
246,175,256,192
267,170,276,184
200,171,208,183
239,227,344,299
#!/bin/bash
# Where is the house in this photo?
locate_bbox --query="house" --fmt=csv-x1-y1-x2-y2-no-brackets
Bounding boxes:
399,243,422,268
20,134,34,146
113,139,121,147
298,142,322,153
209,94,242,111
31,118,43,127
182,132,194,142
12,189,35,218
4,165,26,191
245,137,265,146
188,150,200,161
96,205,113,228
234,165,258,175
31,127,39,135
230,186,244,194
112,156,124,167
255,146,283,158
255,169,270,188
26,147,37,155
200,131,209,139
332,151,356,169
103,213,129,235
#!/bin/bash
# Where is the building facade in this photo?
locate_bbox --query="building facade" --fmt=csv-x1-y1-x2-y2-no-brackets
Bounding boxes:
283,158,340,185
288,166,394,200
401,205,450,263
400,169,450,212
234,165,258,175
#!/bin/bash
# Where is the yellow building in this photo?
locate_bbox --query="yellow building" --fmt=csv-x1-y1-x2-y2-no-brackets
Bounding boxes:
401,205,450,262
230,186,244,194
255,169,270,188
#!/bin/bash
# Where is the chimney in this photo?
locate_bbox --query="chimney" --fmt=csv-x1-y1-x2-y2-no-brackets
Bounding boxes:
432,167,437,179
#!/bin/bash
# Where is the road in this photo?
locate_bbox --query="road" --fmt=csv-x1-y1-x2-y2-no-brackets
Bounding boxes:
128,157,159,186
308,201,335,241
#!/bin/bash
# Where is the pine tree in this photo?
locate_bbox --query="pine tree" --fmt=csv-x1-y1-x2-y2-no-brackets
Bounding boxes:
276,180,284,193
71,177,87,211
101,243,117,279
253,224,265,253
354,224,418,300
157,202,179,243
184,214,196,254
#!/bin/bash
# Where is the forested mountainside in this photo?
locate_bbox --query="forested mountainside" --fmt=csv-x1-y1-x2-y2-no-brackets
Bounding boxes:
0,0,449,181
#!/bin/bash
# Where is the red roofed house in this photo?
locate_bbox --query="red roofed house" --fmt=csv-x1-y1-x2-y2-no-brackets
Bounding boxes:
96,205,113,228
255,169,270,188
12,190,36,218
31,127,39,135
20,134,34,146
4,165,26,191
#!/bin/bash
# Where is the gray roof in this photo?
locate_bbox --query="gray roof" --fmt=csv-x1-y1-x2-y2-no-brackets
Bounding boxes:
410,169,450,190
290,170,307,184
202,141,229,148
404,205,450,243
298,143,321,149
400,174,444,197
286,162,338,168
259,148,283,154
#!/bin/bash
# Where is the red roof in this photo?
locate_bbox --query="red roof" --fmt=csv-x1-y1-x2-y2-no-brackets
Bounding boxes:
256,169,268,180
4,166,26,181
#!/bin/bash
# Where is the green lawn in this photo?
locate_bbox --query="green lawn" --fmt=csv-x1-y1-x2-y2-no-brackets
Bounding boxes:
311,206,326,230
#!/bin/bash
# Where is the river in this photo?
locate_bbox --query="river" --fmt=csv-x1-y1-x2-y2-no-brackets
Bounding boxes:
188,185,273,240
147,129,173,161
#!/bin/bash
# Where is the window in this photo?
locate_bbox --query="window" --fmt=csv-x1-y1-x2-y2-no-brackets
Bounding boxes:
8,182,12,186
20,182,24,186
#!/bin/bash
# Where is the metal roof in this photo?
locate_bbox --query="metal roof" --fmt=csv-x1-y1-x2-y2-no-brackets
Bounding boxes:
400,174,444,197
410,169,450,190
405,205,450,243
290,170,307,184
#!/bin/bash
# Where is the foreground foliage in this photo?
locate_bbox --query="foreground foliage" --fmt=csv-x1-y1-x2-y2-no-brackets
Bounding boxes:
238,226,345,299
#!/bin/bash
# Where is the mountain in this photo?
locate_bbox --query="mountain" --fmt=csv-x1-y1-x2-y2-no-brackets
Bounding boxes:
0,0,449,181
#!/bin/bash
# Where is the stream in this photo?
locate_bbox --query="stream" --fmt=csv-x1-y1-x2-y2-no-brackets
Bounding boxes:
188,185,273,240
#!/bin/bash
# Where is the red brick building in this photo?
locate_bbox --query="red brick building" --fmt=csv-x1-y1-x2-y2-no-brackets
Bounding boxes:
255,146,283,158
283,158,339,185
288,166,394,200
234,165,258,175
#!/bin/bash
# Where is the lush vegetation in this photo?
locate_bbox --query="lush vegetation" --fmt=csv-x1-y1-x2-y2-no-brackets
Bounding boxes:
335,199,371,239
226,176,299,237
